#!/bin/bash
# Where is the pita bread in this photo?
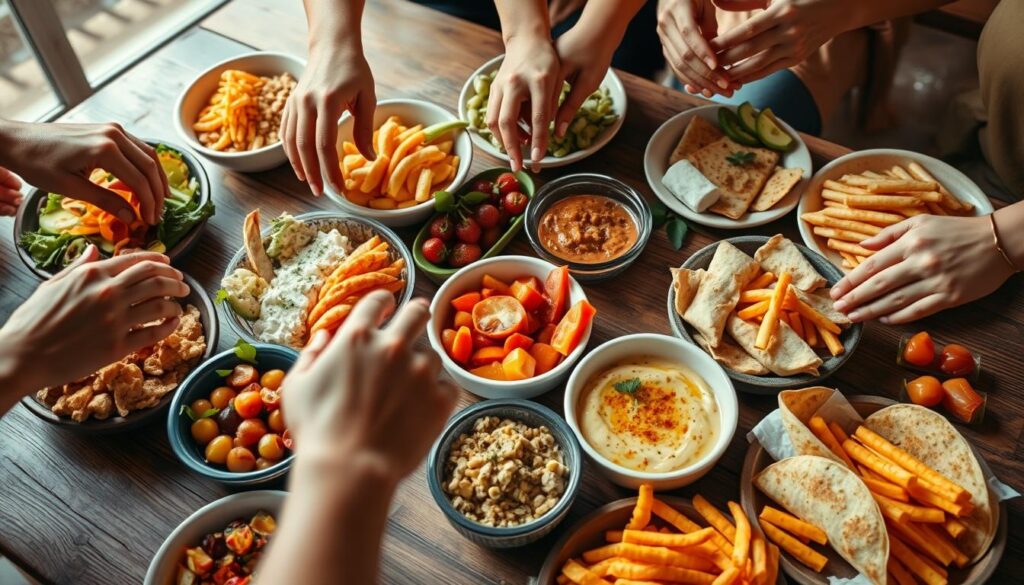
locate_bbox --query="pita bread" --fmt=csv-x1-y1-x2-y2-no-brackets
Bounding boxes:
243,209,274,281
687,138,779,220
777,387,848,465
670,267,705,316
756,456,889,585
683,241,760,346
694,332,768,375
754,234,827,291
670,116,723,164
726,315,822,377
865,404,995,562
794,289,852,327
751,167,803,212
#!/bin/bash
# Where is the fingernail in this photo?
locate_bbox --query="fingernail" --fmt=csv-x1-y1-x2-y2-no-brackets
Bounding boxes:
847,310,862,321
558,122,568,137
879,316,891,325
716,79,729,90
118,209,135,224
705,57,716,69
532,147,543,163
833,299,847,312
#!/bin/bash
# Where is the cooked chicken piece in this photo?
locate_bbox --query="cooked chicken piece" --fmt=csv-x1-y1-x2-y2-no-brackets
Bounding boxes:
85,393,113,420
99,362,148,417
53,385,94,420
143,305,206,375
36,386,63,407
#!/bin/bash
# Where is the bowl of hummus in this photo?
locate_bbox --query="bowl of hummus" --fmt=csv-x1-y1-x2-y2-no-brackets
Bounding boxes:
564,333,737,489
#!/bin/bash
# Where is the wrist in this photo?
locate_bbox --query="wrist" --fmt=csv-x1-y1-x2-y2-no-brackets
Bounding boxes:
992,207,1024,273
0,119,21,168
293,442,401,494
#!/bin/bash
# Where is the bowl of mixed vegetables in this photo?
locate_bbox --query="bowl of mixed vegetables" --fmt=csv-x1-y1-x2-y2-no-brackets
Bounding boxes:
458,55,626,169
14,140,214,279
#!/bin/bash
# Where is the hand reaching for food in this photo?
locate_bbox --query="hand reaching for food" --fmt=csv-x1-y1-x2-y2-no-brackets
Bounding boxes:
0,121,168,225
657,0,734,97
0,166,22,216
831,210,1022,324
0,247,188,412
552,10,622,144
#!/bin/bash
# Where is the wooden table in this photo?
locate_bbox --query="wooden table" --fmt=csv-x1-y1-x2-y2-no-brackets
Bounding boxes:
1,1,1020,583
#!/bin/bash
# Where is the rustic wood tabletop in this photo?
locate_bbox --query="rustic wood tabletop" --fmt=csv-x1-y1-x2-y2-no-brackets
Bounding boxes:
0,1,1020,583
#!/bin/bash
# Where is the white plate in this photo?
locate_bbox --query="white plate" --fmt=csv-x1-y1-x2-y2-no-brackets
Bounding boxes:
457,55,627,169
644,104,812,230
796,148,994,271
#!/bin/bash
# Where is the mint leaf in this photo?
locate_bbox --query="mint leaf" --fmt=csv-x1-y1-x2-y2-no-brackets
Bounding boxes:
214,289,229,304
199,408,221,419
726,151,755,166
234,339,258,364
216,369,232,377
650,200,669,229
459,191,490,207
179,405,197,422
433,190,455,213
614,377,642,395
666,218,689,250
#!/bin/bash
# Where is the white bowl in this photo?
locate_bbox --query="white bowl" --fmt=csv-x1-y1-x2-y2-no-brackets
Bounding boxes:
458,55,627,169
797,148,994,272
427,256,592,399
144,490,286,585
563,333,738,490
644,105,812,230
323,98,473,227
175,51,306,172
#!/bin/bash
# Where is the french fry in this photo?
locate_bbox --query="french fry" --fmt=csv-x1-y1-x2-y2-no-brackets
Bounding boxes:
897,206,926,217
758,506,827,545
587,556,621,577
593,543,714,572
887,555,918,585
369,197,398,210
839,175,937,192
787,310,805,339
860,474,910,502
727,502,751,569
395,123,423,143
429,162,453,185
827,421,849,444
852,426,968,505
792,297,841,335
605,530,623,543
746,271,776,290
841,439,917,489
889,534,947,585
816,324,844,356
803,315,818,346
886,519,954,567
562,559,611,585
822,190,922,209
607,560,717,585
711,567,739,585
309,272,397,326
342,153,367,174
759,520,827,572
310,302,354,335
920,522,969,568
751,537,767,585
872,493,910,523
387,146,445,196
360,154,391,193
342,142,360,155
626,484,655,530
822,179,872,195
821,206,904,225
876,493,944,523
737,300,771,321
812,226,872,243
943,517,967,539
804,416,854,468
415,168,434,202
693,496,737,544
622,527,715,548
827,238,875,258
652,499,703,533
907,161,969,212
756,272,791,349
906,480,971,517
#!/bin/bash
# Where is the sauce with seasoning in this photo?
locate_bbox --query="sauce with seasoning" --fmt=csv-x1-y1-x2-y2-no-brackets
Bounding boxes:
538,195,638,264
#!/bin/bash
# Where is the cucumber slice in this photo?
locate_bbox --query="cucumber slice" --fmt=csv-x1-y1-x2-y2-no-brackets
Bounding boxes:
717,107,760,147
737,102,759,135
97,238,115,254
38,209,80,234
756,108,794,151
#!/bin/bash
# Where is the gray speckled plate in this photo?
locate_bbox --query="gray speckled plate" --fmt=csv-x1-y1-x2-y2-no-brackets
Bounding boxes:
667,235,863,394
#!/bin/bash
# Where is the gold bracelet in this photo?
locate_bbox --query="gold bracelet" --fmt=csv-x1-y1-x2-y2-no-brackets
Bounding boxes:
990,213,1020,273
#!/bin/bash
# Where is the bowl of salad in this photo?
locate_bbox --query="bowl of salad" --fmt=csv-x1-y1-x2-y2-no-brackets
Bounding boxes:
14,140,214,279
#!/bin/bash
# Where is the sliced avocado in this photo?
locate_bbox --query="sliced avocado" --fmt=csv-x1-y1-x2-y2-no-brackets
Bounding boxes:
756,108,794,151
97,237,115,254
227,295,261,321
62,238,89,266
38,209,80,234
717,107,760,147
737,102,759,135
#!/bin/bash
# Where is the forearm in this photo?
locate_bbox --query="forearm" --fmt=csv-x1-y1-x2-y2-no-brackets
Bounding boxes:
992,201,1024,272
847,0,955,30
495,0,551,44
0,118,26,170
303,0,366,54
577,0,646,43
0,329,36,417
256,451,398,585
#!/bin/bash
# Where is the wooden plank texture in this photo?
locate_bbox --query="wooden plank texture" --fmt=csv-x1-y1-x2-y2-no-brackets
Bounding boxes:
0,1,1020,583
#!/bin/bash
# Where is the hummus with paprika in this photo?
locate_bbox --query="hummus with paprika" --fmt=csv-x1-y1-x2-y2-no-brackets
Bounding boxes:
578,357,720,473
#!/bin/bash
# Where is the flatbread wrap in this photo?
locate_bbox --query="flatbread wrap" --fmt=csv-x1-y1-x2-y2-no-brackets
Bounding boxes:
683,241,760,346
777,387,847,465
726,315,822,377
754,234,826,291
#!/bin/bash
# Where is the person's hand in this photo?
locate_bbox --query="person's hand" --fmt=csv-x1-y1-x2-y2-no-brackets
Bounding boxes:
487,33,561,173
282,291,457,481
549,0,587,26
0,246,187,394
657,0,739,97
0,122,167,225
282,44,376,197
552,18,618,141
0,166,22,216
711,0,843,86
831,215,1017,324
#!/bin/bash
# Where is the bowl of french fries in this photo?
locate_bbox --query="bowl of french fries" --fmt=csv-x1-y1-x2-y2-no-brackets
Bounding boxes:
798,149,993,272
176,51,305,172
324,98,472,227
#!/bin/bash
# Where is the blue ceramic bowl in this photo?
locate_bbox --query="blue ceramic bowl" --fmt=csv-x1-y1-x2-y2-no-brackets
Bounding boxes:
168,344,298,486
426,399,583,549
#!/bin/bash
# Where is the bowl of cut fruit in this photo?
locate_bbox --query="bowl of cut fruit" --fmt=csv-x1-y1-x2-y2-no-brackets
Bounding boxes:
427,256,596,399
168,342,297,486
413,169,535,283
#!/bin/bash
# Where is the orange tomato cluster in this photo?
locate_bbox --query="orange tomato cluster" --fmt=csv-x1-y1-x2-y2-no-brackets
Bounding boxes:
440,266,596,381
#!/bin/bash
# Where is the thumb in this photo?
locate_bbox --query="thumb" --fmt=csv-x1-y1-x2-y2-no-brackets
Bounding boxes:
51,243,99,282
351,90,377,162
860,219,914,250
554,72,594,138
68,179,138,225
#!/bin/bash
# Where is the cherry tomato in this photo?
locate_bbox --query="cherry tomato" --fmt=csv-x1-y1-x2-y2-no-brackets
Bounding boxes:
260,387,281,411
282,429,294,450
939,344,975,377
941,378,984,423
455,217,481,244
226,447,256,472
205,435,233,464
428,215,455,241
190,398,213,415
471,178,495,194
267,409,286,433
226,364,259,388
258,433,286,461
474,203,501,229
236,418,268,447
494,172,521,196
260,369,286,391
906,375,944,407
501,191,528,215
902,331,935,367
210,386,236,410
191,417,219,445
449,243,481,268
255,458,274,471
421,237,448,265
234,390,263,419
471,295,527,339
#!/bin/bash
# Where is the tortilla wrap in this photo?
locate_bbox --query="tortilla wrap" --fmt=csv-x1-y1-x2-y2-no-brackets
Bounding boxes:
726,316,822,377
777,387,847,465
756,456,889,585
683,241,760,346
670,267,705,317
693,332,769,375
865,404,995,562
754,234,826,291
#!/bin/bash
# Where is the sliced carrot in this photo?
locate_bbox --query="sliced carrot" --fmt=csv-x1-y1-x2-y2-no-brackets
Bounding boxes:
470,362,507,381
536,324,557,345
529,342,561,375
551,300,596,356
441,329,457,356
502,348,536,381
503,333,534,354
471,346,507,366
481,274,511,295
480,287,496,299
453,310,473,329
451,292,482,312
451,326,473,363
541,266,570,324
511,280,545,311
471,331,498,348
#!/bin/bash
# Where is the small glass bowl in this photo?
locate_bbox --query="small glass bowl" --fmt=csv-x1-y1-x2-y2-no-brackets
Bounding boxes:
524,173,652,282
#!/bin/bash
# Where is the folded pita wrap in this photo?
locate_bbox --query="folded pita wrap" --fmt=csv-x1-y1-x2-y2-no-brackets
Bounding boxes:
683,242,760,346
726,315,822,376
793,289,852,328
865,404,995,562
670,267,705,317
777,387,848,465
693,332,769,375
756,456,889,585
754,234,827,291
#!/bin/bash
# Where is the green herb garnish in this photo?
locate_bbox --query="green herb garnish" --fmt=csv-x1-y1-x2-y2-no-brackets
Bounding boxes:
614,377,642,396
650,200,689,251
234,339,258,364
214,289,229,304
180,405,220,421
216,369,233,377
726,151,755,166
